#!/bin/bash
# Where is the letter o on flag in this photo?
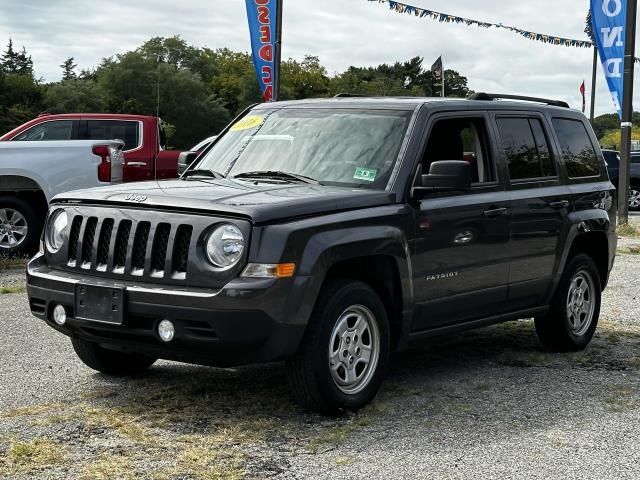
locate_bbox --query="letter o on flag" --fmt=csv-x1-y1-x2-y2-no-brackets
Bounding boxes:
602,0,622,17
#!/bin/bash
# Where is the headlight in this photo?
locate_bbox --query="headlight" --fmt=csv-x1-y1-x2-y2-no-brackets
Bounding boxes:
205,223,244,268
46,209,68,253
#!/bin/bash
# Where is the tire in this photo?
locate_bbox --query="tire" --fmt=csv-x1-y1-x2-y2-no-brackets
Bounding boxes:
71,337,156,375
0,196,43,257
286,279,390,414
629,185,640,211
535,254,601,352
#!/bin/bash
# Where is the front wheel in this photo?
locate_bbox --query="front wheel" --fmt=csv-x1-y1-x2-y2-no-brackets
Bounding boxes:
0,196,42,257
286,279,390,414
71,337,156,375
629,185,640,211
535,254,601,352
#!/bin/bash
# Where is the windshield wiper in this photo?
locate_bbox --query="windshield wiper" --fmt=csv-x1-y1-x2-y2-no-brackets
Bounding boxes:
182,169,225,179
232,171,319,184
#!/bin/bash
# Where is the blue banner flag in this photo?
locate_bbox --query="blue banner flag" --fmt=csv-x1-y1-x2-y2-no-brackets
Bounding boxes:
591,0,627,118
245,0,278,102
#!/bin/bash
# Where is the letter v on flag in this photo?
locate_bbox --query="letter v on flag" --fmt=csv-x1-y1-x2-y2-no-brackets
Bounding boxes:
591,0,627,118
245,0,278,102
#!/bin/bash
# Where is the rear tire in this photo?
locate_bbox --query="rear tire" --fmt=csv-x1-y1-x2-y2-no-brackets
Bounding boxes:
71,337,156,375
286,279,390,414
535,254,601,352
0,196,42,257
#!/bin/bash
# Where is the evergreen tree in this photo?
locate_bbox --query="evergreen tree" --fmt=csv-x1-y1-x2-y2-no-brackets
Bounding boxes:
60,57,77,80
16,46,33,76
1,38,19,73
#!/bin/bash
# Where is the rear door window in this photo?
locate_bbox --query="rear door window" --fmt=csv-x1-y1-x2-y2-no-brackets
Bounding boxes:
552,118,601,178
496,117,556,181
13,120,74,141
86,120,140,151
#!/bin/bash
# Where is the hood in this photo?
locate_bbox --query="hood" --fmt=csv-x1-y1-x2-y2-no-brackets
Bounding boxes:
52,178,397,223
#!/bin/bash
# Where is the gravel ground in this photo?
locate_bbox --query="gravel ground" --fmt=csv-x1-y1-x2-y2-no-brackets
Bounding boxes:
1,238,640,479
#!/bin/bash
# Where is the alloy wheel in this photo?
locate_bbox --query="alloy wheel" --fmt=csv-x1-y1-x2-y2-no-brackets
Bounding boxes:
0,208,28,250
566,270,596,337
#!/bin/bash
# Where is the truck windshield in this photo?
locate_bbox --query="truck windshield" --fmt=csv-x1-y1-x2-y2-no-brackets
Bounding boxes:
194,108,412,188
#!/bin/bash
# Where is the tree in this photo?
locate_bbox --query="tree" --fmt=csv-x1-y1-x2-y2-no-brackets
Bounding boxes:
44,79,106,113
1,38,18,73
16,46,33,76
60,57,77,80
443,69,472,98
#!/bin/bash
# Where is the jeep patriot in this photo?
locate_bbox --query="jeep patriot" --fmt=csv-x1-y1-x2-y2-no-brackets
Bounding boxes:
26,93,617,413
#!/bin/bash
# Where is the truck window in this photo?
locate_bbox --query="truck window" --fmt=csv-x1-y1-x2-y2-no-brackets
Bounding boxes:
13,120,73,141
422,117,495,184
86,120,140,151
496,117,556,181
552,118,601,178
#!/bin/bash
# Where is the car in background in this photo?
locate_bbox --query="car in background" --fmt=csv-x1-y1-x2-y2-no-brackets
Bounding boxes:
1,114,182,182
603,149,640,211
178,136,218,175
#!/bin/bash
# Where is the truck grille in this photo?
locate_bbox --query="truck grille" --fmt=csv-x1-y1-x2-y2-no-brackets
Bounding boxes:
67,214,193,279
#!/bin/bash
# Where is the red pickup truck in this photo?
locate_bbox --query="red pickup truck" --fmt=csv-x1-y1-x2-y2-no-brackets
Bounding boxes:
1,113,180,181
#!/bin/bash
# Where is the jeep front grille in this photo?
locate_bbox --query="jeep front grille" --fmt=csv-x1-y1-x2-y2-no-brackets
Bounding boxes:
66,215,192,279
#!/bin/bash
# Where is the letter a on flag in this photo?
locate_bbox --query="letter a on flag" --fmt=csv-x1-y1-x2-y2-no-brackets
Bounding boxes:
245,0,278,102
591,0,627,117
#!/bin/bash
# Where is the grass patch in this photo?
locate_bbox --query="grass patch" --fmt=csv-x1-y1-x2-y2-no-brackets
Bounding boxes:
308,414,372,453
0,256,28,270
0,438,67,476
601,385,637,412
617,222,640,238
0,285,26,294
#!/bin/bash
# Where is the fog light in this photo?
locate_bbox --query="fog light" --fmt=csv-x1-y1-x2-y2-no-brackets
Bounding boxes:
158,320,175,342
53,305,67,326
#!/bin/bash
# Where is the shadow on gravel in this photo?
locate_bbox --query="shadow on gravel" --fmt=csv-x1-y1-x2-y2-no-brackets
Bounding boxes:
2,320,640,479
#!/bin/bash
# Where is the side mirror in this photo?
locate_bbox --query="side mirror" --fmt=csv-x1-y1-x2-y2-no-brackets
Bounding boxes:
178,151,198,175
412,160,472,199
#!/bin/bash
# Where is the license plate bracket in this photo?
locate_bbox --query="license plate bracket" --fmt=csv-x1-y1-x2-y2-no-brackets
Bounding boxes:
75,284,125,325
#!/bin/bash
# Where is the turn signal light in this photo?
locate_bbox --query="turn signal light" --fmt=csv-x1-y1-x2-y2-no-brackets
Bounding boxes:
241,263,296,278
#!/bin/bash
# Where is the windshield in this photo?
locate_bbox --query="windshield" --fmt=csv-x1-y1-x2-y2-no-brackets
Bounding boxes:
194,108,412,188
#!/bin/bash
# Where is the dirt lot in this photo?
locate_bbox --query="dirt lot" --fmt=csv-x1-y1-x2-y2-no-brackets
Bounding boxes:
2,232,640,479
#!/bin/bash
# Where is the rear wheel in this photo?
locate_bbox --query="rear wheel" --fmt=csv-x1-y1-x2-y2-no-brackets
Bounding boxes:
0,196,42,257
286,279,390,414
535,254,601,352
71,337,156,375
629,185,640,211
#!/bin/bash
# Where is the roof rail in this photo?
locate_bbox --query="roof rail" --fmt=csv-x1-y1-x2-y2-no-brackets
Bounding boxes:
334,93,367,98
467,92,570,109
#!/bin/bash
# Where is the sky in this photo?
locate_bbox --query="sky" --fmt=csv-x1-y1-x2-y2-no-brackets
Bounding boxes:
0,0,638,117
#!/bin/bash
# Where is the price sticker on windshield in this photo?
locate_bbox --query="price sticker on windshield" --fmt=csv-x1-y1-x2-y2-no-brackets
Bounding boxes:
230,115,264,132
354,167,377,182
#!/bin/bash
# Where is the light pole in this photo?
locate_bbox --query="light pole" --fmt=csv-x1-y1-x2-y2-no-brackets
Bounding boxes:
619,0,638,224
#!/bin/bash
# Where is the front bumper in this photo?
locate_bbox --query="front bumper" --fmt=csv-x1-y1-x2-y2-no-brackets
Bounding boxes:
26,254,306,367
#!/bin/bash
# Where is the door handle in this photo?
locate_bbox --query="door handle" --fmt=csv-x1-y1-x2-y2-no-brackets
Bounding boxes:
126,162,147,167
549,200,570,209
483,207,508,217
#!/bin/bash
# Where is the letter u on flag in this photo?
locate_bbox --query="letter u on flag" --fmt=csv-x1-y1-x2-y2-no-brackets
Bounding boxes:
245,0,278,102
591,0,627,118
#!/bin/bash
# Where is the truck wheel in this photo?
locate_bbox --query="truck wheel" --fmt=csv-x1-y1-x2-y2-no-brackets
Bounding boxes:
0,196,42,257
286,279,390,414
535,254,601,352
71,337,156,375
629,185,640,211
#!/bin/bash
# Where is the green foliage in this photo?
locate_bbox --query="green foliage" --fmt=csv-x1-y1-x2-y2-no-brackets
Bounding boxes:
599,127,640,150
0,36,475,149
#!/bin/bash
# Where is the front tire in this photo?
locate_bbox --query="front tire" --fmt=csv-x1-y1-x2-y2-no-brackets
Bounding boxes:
629,185,640,211
535,254,601,352
0,196,42,257
286,279,390,414
71,337,156,375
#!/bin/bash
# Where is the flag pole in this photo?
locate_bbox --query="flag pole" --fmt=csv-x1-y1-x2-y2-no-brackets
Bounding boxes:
619,0,638,225
589,47,597,122
441,54,445,98
273,0,283,102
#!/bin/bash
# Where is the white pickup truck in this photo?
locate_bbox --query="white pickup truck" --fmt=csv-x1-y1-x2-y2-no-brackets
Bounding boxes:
0,140,124,256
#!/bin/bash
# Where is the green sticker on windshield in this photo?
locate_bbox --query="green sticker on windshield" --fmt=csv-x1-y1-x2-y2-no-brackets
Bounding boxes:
354,167,377,182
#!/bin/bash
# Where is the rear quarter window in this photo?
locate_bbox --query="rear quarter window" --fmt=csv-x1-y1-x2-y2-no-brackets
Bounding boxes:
552,118,601,178
86,120,140,151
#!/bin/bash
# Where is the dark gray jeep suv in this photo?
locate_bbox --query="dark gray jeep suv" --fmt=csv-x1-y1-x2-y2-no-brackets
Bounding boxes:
27,93,616,413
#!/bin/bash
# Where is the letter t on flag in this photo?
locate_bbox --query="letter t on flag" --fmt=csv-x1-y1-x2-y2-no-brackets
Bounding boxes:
245,0,281,102
580,80,586,113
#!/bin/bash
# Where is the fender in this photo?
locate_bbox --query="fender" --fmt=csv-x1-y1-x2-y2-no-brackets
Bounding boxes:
281,224,415,350
0,171,51,201
548,207,613,301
